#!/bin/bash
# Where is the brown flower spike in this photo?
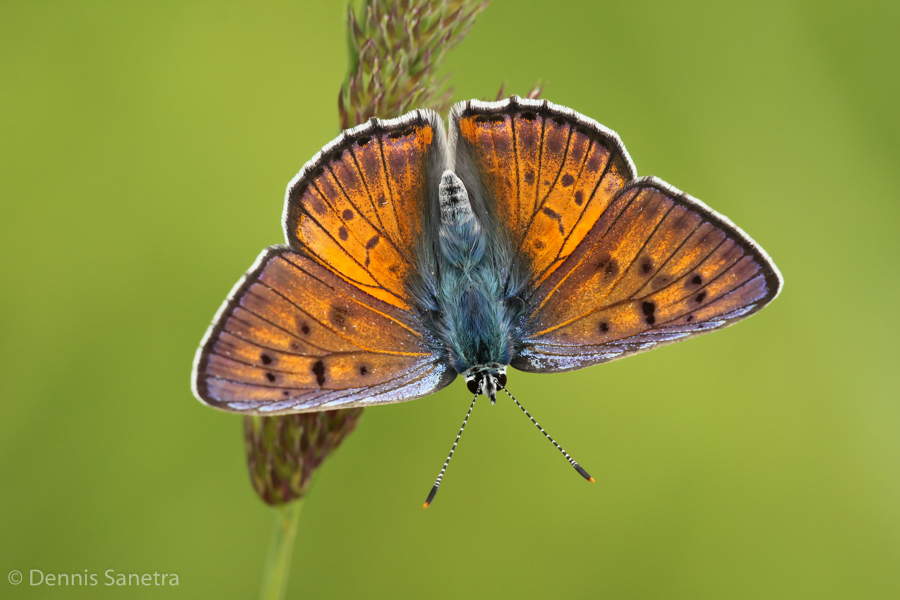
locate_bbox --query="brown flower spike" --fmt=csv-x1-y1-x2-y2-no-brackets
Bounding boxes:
244,409,364,505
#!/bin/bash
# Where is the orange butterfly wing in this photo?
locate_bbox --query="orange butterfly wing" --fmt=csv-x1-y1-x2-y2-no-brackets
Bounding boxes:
194,111,455,414
451,97,636,287
192,246,454,414
283,110,445,311
511,178,783,372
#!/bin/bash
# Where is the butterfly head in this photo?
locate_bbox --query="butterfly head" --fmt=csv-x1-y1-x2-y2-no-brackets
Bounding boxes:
463,363,507,404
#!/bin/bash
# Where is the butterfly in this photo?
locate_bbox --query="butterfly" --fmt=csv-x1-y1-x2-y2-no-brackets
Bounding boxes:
192,96,783,507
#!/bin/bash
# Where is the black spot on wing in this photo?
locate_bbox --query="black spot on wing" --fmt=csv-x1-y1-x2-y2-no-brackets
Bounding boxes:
642,301,656,325
312,360,326,387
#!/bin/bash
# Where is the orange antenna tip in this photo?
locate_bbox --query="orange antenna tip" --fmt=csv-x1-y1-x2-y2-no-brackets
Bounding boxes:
574,464,594,482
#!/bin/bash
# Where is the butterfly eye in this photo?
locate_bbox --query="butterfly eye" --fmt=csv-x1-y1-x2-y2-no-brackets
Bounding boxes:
466,378,480,395
497,373,507,388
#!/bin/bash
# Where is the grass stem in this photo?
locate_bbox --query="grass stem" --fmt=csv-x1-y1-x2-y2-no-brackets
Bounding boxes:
259,500,304,600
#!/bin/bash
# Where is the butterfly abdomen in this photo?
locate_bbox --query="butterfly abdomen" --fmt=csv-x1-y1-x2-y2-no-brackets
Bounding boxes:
438,171,485,271
434,172,518,372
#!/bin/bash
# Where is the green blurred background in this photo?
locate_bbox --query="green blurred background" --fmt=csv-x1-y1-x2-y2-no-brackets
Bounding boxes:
2,0,898,598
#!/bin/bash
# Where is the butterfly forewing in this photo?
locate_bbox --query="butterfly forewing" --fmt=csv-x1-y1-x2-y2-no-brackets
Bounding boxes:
283,110,445,311
451,97,636,288
192,246,455,414
511,178,783,373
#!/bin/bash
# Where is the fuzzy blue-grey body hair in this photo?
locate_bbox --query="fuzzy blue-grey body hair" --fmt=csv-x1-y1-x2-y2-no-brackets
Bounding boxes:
393,103,535,379
423,171,525,373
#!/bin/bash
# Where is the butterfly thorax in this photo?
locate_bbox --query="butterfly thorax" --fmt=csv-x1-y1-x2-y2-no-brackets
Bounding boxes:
431,171,520,375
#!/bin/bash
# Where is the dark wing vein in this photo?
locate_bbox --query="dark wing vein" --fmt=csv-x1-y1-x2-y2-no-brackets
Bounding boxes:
531,186,644,312
536,242,756,341
508,115,521,223
657,272,761,327
255,281,422,356
535,137,602,284
222,316,333,354
324,164,409,261
279,255,422,338
633,219,707,296
295,207,407,302
345,145,392,246
376,137,404,245
237,300,349,351
517,122,574,247
212,358,439,394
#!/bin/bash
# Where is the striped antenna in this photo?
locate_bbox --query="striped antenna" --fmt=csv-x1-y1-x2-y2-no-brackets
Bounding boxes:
423,392,479,508
500,386,594,483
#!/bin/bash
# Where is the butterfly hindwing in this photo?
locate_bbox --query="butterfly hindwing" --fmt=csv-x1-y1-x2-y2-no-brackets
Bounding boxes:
192,246,455,414
511,178,784,373
451,97,637,287
283,110,446,311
